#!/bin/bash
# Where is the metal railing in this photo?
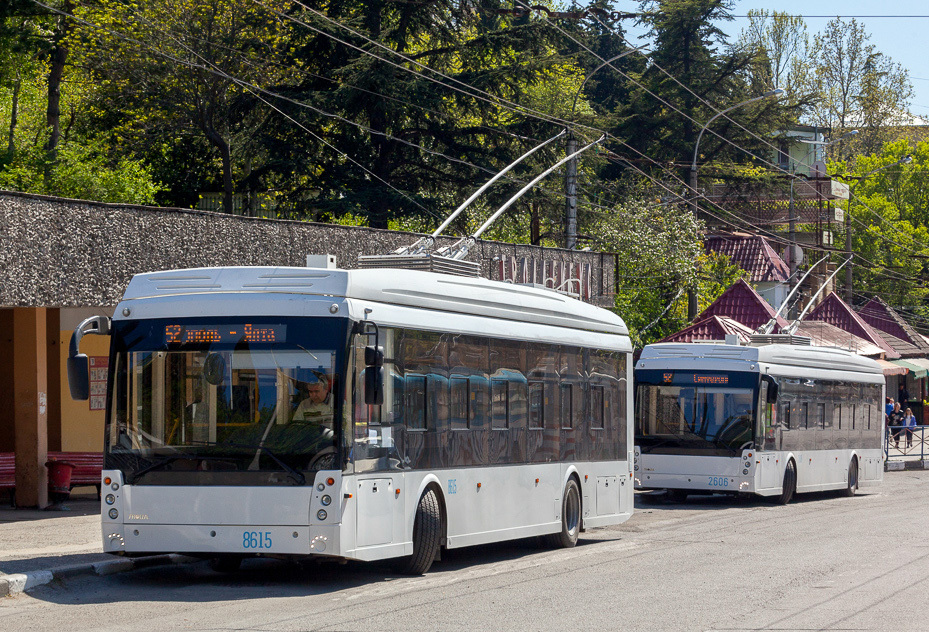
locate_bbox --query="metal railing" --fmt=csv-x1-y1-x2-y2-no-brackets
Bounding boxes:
885,425,927,460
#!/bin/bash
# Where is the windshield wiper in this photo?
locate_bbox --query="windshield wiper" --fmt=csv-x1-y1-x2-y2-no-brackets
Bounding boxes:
225,442,306,486
128,454,231,484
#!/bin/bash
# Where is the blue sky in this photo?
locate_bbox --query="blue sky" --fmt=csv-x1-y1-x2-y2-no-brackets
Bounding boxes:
626,1,929,114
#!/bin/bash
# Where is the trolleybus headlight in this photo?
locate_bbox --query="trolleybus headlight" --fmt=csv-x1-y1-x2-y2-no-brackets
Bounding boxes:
316,483,325,492
108,508,118,519
317,509,327,521
105,494,116,505
743,468,749,475
321,495,332,506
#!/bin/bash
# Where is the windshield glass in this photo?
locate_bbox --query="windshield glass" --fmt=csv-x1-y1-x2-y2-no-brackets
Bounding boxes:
636,370,757,454
106,317,348,485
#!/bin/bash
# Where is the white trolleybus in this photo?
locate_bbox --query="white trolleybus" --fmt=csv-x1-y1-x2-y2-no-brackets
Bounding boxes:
634,340,884,503
67,263,634,573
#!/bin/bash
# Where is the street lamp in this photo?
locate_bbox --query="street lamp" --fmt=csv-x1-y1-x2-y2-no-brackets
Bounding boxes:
689,88,786,198
565,45,647,249
686,88,785,318
843,153,912,301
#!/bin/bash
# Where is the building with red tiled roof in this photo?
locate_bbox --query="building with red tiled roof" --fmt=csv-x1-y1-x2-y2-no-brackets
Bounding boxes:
857,296,929,358
659,315,757,344
696,278,789,333
705,232,790,310
804,292,900,359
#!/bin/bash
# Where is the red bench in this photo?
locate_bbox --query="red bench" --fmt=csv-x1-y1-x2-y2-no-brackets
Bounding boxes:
47,452,103,499
0,453,14,506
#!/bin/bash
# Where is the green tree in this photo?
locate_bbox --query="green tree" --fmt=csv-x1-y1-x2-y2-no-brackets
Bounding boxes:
805,18,913,158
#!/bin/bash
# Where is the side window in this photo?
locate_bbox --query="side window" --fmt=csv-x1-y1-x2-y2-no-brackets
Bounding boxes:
450,376,468,430
591,385,605,429
561,384,573,428
405,375,427,430
469,377,488,428
491,379,508,429
781,403,791,430
529,381,544,429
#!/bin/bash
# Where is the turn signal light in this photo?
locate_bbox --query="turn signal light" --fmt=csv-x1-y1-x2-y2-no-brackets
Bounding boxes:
104,477,112,485
326,477,335,486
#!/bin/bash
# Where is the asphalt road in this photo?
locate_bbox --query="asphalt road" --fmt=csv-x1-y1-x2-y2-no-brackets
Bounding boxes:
3,471,928,631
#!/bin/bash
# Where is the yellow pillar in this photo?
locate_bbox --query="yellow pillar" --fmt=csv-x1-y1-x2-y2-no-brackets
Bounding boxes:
13,307,49,508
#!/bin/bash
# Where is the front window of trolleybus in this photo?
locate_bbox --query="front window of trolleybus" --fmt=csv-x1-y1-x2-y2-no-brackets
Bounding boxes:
637,383,756,454
105,317,348,486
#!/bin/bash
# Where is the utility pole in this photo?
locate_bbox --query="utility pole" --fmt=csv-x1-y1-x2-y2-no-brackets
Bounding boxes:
565,133,577,249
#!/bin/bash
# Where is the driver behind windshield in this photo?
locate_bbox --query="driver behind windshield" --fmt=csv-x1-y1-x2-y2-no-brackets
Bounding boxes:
292,371,334,429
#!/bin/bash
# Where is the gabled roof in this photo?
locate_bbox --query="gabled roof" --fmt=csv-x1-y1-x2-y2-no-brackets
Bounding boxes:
659,315,756,344
705,233,790,283
697,278,788,332
792,320,885,357
804,292,900,359
857,296,929,357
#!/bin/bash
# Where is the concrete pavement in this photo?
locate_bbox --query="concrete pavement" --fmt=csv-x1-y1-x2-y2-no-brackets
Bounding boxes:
0,492,189,597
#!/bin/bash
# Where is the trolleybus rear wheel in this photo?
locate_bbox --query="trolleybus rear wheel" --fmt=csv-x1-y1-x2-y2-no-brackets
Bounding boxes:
545,478,581,548
776,460,796,505
842,457,859,497
396,488,442,575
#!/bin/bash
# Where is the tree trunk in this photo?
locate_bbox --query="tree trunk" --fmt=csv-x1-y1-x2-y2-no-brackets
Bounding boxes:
203,125,234,214
7,76,20,156
45,4,72,161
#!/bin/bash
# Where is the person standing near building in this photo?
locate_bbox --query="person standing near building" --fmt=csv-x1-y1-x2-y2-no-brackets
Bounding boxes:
903,407,918,449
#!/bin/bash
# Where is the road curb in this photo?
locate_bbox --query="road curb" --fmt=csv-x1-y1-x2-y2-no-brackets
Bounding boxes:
0,554,196,597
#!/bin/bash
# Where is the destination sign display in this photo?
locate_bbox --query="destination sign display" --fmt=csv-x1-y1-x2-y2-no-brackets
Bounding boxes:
164,323,286,345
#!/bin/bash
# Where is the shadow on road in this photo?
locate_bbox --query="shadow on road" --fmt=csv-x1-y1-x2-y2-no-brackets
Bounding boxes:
22,536,602,605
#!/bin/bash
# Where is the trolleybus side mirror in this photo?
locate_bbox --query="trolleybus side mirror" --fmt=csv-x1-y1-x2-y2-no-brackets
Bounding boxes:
364,345,385,406
67,315,111,401
762,376,778,403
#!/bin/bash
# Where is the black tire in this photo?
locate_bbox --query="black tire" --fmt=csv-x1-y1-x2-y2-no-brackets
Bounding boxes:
666,489,688,503
776,460,796,505
396,488,442,575
544,478,581,548
209,556,242,573
842,458,859,497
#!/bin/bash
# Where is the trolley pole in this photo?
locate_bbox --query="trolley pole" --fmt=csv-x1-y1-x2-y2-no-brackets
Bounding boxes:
565,133,578,249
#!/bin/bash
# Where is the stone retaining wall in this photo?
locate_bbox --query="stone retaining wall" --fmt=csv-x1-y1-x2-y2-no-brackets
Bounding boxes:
0,191,616,308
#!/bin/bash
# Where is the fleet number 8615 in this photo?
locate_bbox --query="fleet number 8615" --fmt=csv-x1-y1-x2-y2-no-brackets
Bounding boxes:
242,531,272,549
707,476,730,487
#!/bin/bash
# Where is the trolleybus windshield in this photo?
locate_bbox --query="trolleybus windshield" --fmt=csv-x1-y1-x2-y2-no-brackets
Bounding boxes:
636,370,757,454
105,316,349,486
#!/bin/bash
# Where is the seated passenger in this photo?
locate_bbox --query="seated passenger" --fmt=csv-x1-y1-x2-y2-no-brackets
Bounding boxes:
292,371,333,428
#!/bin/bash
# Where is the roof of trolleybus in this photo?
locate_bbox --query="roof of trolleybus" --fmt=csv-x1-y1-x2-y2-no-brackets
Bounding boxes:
637,343,884,379
116,266,630,345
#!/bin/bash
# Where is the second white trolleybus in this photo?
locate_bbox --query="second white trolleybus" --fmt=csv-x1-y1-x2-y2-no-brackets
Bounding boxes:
634,340,884,503
68,263,634,573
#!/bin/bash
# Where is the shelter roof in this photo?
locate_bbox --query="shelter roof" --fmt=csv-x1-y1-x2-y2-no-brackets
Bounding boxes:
857,296,929,357
704,232,790,283
804,292,900,359
697,278,788,332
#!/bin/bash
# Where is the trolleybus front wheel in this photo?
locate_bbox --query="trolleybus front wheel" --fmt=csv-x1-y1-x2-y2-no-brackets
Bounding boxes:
842,457,859,497
545,478,581,548
209,555,242,573
396,488,443,575
776,460,796,505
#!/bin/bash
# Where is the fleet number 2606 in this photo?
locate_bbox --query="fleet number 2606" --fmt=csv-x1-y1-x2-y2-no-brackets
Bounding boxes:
707,476,729,487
